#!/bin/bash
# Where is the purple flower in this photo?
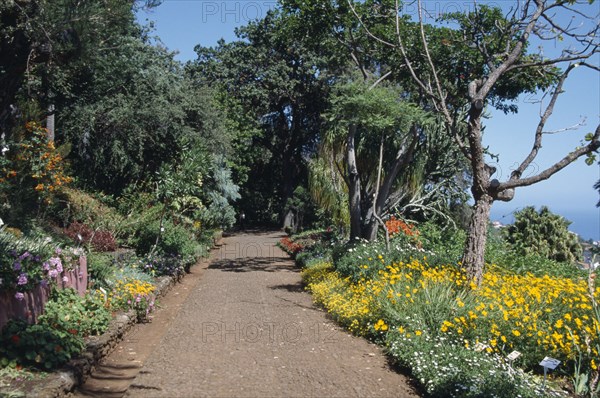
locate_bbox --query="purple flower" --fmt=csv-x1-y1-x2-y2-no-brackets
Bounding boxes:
14,292,24,301
48,269,58,278
55,247,62,255
9,250,17,257
62,276,69,283
34,255,41,262
40,279,48,287
17,273,27,285
135,296,142,303
42,262,50,271
56,263,63,273
13,261,21,271
19,251,30,260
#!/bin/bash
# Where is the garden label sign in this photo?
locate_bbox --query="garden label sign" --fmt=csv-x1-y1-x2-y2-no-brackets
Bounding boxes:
539,357,561,370
507,351,521,361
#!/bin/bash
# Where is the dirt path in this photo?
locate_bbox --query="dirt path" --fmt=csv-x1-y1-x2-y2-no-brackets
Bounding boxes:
75,231,419,397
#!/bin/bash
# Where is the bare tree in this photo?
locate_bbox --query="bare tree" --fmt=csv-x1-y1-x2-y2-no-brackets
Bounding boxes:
349,0,599,282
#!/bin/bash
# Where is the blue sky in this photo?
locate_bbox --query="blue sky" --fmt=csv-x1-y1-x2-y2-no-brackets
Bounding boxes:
136,1,600,240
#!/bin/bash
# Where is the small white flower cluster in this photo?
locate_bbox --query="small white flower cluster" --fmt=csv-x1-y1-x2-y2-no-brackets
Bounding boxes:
386,331,564,397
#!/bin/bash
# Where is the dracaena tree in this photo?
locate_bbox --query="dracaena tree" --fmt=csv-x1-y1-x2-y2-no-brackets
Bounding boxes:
282,0,469,242
348,0,599,282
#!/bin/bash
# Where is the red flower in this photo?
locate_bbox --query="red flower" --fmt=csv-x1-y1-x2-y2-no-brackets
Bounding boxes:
11,335,20,344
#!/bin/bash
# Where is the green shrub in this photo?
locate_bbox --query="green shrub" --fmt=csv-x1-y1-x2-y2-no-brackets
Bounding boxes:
87,252,115,290
418,221,466,266
39,288,111,337
54,187,125,238
505,206,582,263
132,219,196,260
0,319,85,370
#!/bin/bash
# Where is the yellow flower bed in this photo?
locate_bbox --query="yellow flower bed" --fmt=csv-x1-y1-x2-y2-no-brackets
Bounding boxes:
97,278,156,311
302,261,378,335
303,257,599,372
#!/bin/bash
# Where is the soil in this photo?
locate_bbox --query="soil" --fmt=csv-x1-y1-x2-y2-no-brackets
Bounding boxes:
72,231,420,397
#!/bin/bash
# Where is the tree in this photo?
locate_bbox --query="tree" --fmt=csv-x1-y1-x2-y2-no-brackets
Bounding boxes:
505,206,582,263
327,79,426,240
283,0,469,241
0,0,155,141
189,10,329,229
349,0,599,281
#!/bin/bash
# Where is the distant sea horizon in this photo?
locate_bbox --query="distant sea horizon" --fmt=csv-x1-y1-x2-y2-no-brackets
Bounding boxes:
490,207,600,242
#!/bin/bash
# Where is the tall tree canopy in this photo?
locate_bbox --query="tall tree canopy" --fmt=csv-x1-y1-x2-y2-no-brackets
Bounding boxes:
189,10,329,228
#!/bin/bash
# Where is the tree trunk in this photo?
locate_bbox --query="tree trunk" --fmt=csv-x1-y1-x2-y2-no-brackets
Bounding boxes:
281,106,299,230
347,124,362,240
462,195,493,284
46,104,55,142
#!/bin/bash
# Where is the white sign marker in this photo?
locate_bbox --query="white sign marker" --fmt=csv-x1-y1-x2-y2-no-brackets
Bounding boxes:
507,351,522,361
539,357,561,370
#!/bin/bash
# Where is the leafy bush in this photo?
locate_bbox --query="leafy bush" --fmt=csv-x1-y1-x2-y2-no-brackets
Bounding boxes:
86,252,115,290
64,221,118,252
131,218,197,262
38,288,111,337
54,187,125,238
0,319,85,370
0,122,73,227
505,206,582,263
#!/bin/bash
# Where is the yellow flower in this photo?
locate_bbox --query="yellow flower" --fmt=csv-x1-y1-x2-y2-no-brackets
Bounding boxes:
374,319,388,331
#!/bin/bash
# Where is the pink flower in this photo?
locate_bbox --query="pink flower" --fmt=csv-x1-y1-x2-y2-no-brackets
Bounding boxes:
14,292,25,301
62,276,69,283
48,269,58,278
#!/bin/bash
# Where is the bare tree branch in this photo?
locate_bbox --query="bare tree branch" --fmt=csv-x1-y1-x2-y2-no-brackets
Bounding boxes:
345,0,396,48
501,124,600,190
511,63,575,179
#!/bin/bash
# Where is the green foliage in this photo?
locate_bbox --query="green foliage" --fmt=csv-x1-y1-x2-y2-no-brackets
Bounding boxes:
190,9,329,226
39,288,111,337
504,206,582,263
54,188,125,238
131,218,198,264
308,156,349,231
86,252,115,290
0,319,85,370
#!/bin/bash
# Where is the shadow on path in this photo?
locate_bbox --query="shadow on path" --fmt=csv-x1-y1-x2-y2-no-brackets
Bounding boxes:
269,282,305,293
208,257,295,273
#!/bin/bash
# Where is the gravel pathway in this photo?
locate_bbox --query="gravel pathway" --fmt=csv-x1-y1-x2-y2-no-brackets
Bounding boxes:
82,231,419,397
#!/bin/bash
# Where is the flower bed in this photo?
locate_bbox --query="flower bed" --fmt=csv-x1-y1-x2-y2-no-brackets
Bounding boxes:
301,252,600,396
